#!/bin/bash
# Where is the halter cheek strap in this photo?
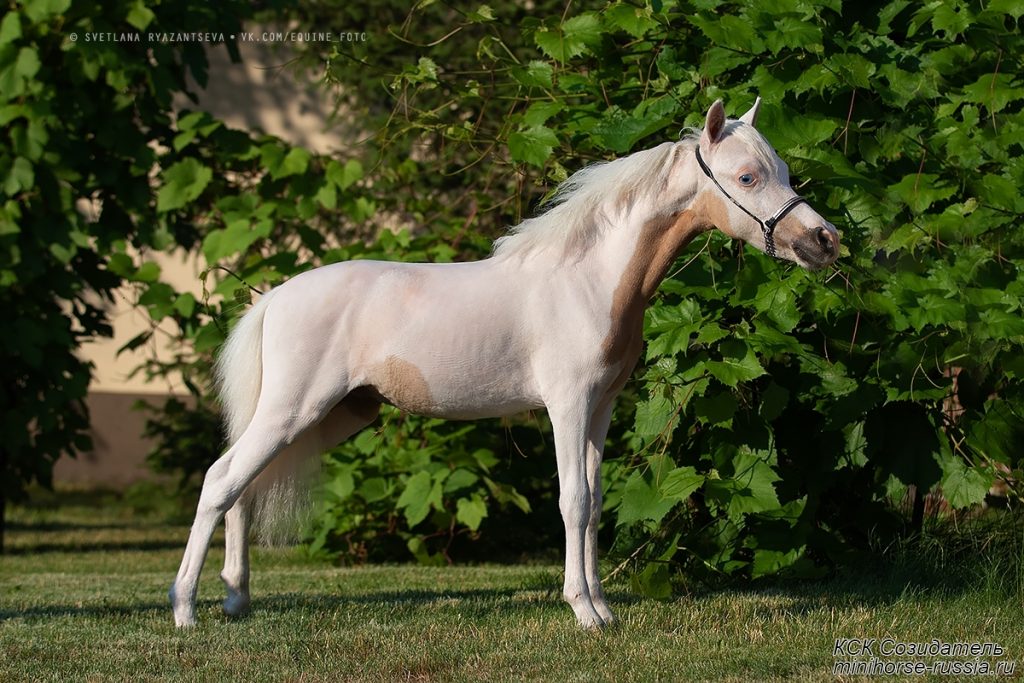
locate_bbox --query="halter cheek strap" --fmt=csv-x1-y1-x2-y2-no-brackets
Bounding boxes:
695,147,807,258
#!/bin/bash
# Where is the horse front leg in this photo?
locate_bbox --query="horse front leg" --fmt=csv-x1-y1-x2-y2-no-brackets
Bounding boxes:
584,402,615,625
550,404,604,629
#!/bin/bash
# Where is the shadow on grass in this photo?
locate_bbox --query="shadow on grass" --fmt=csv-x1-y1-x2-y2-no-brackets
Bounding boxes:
2,539,185,555
5,520,170,532
3,567,980,626
0,601,172,623
681,556,1017,621
5,516,189,555
258,587,542,615
0,587,565,624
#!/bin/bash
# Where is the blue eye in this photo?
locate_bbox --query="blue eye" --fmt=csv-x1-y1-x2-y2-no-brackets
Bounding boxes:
738,173,755,186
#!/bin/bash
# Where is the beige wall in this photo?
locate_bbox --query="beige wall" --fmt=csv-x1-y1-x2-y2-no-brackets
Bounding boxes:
190,35,348,154
54,393,173,487
78,248,207,395
59,33,346,486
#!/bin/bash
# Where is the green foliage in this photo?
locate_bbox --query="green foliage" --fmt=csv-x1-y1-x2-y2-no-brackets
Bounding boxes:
0,0,252,540
308,410,537,564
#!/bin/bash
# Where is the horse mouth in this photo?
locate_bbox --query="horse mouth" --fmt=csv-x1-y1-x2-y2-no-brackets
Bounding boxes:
792,240,838,271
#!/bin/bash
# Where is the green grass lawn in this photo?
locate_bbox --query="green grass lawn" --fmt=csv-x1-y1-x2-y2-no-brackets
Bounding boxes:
1,491,1021,682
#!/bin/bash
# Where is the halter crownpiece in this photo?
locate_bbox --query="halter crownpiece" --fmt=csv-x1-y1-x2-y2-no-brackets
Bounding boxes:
695,147,808,258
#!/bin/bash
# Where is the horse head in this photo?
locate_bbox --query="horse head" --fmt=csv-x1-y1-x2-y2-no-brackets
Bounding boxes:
692,98,840,270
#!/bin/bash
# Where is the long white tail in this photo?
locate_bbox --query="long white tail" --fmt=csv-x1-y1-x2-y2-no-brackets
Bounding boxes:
214,290,321,544
215,291,275,444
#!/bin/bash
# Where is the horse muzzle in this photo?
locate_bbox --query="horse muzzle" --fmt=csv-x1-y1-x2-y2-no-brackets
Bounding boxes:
792,224,840,270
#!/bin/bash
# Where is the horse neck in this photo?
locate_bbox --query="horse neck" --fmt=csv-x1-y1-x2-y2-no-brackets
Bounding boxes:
586,178,710,364
594,178,709,304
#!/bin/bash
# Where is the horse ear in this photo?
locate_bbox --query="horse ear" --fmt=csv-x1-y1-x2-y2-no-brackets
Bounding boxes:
701,99,726,147
740,96,762,128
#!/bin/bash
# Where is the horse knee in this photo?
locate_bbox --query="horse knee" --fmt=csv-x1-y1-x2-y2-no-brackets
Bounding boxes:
198,421,292,513
559,491,591,529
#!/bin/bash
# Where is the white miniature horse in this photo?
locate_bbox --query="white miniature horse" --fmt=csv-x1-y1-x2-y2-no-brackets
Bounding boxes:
171,99,840,629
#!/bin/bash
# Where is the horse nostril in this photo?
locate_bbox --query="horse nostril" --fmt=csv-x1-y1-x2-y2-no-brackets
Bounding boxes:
816,226,834,254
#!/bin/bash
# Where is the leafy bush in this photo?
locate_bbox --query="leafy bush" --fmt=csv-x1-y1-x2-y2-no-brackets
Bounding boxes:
300,0,1024,590
139,396,223,496
147,0,1023,586
0,0,252,548
310,412,537,564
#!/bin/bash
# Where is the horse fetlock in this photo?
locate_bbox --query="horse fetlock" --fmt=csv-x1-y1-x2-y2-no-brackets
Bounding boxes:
219,568,250,616
585,581,614,622
563,587,603,629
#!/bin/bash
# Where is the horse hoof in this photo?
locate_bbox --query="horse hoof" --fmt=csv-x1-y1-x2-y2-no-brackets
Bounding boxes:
592,598,616,626
575,610,605,630
222,594,250,618
170,587,197,627
172,607,197,628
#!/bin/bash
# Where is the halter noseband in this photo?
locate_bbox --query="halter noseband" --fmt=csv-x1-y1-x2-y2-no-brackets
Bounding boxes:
695,147,807,258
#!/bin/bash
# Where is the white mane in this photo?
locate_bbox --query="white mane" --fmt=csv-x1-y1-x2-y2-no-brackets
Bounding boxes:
490,120,778,259
491,140,690,258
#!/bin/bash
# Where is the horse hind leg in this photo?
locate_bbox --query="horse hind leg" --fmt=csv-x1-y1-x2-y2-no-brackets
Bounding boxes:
219,430,321,619
170,418,283,627
217,392,380,619
171,388,336,627
221,491,254,617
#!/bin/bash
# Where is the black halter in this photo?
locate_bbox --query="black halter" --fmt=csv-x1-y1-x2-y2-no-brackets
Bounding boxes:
695,147,808,258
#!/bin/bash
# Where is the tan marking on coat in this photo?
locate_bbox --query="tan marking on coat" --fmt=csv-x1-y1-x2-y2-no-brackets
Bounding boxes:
367,355,435,414
693,191,733,239
601,205,717,366
598,210,696,366
598,334,644,417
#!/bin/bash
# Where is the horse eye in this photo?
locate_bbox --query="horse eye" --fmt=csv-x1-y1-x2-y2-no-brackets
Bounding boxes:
738,173,755,186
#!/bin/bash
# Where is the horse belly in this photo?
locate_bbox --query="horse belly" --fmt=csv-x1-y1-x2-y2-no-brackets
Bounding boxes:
362,354,541,420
